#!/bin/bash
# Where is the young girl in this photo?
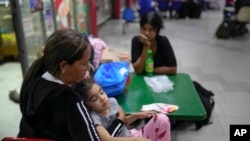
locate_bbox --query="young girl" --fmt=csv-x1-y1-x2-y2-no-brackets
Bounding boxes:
75,79,171,141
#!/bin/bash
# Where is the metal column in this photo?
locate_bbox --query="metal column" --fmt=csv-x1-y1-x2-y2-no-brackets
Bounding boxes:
10,0,29,77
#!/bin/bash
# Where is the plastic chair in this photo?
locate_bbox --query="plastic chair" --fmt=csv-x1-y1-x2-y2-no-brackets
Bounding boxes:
234,6,250,36
122,7,136,35
236,6,250,22
1,137,55,141
122,6,141,35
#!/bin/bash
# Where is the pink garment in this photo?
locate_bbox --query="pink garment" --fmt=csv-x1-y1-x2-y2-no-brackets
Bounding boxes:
88,37,107,68
130,113,171,141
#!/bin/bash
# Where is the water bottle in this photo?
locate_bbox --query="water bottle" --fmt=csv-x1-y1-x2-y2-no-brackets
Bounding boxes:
145,49,154,76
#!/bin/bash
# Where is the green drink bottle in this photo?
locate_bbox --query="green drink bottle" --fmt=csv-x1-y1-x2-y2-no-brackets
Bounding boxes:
145,49,154,76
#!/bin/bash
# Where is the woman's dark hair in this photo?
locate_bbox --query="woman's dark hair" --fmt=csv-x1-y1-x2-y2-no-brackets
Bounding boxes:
74,79,95,99
20,29,90,110
140,11,163,33
25,29,89,79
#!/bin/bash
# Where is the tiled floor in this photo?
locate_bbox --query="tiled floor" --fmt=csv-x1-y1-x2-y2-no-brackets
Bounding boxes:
1,5,250,141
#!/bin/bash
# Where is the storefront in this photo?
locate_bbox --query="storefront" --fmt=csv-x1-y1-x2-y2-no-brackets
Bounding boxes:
1,0,116,76
19,0,47,63
43,0,55,37
0,0,17,62
74,0,89,33
96,0,112,25
0,0,92,75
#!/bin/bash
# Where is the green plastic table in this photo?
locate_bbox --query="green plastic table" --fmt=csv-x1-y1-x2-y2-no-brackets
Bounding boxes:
115,73,206,121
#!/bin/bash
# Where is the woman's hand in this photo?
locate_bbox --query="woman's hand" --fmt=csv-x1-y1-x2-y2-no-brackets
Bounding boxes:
139,34,150,48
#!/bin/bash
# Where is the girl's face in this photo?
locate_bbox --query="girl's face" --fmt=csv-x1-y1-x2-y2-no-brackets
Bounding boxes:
62,45,91,85
85,83,109,114
140,23,157,41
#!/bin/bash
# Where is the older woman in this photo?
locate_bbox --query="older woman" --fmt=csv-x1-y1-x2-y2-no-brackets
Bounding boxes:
18,29,151,141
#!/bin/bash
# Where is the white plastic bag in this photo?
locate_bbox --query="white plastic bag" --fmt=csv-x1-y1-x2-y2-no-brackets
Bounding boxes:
144,75,174,93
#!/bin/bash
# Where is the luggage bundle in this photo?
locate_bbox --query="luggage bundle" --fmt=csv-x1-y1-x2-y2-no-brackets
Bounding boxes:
215,19,236,39
215,2,249,39
94,61,129,97
215,2,237,39
178,0,202,19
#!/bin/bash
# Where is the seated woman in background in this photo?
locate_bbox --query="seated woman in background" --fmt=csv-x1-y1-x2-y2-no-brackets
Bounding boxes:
131,11,177,75
74,79,171,141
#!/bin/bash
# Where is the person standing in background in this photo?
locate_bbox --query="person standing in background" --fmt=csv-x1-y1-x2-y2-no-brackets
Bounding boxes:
138,0,157,17
55,0,71,29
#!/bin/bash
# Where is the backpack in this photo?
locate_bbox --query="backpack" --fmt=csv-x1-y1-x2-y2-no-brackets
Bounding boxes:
215,19,236,39
193,81,215,130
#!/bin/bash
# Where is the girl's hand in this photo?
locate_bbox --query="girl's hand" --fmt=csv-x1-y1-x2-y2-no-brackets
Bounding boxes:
136,137,152,141
134,111,157,119
139,34,150,48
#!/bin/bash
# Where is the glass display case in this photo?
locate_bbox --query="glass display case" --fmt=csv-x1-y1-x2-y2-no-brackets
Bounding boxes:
75,0,89,33
0,1,18,61
96,0,112,25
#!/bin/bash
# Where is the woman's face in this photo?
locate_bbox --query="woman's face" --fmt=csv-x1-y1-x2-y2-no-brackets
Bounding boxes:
85,83,109,114
140,23,156,41
63,45,91,85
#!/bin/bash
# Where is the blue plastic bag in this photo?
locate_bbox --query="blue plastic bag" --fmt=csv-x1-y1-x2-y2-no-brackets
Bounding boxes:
94,61,129,97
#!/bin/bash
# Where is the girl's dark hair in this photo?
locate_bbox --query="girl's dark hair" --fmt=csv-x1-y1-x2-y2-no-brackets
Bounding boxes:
74,79,95,99
20,29,90,109
140,11,163,33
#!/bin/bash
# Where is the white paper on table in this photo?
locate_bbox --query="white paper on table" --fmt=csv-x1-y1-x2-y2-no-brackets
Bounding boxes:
141,103,179,114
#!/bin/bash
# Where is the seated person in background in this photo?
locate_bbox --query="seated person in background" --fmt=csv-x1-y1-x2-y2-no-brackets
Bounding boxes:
235,0,250,33
75,79,171,141
138,0,157,17
157,0,169,18
131,11,177,75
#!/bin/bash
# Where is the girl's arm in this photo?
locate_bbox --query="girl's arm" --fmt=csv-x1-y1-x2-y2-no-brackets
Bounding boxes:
125,111,157,126
118,105,126,123
154,66,177,75
106,118,125,137
155,36,177,75
96,125,151,141
131,35,150,74
132,47,149,74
